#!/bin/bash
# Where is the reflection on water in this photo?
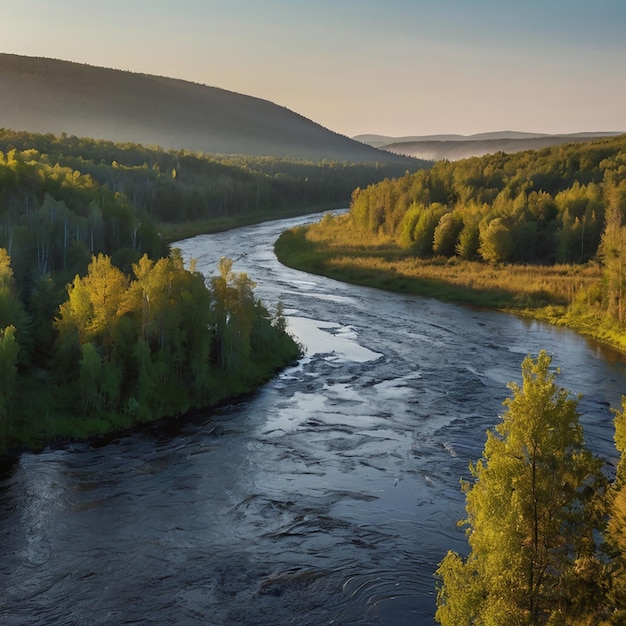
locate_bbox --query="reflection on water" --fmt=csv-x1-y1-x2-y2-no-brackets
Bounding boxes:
287,316,383,363
1,213,625,625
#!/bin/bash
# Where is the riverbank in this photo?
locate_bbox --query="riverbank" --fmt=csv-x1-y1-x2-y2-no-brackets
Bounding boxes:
274,215,626,355
0,349,301,464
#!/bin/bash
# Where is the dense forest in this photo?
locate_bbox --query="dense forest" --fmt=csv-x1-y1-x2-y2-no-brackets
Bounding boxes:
276,135,626,349
0,128,428,454
349,134,626,265
0,129,423,237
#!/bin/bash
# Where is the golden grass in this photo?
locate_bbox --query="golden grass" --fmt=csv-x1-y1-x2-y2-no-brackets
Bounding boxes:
302,213,600,308
329,256,599,305
274,213,626,355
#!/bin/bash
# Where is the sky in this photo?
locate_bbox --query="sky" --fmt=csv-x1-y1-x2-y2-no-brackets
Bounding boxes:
2,0,625,138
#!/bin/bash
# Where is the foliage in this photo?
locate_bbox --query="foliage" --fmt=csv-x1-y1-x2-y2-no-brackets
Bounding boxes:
348,135,626,268
606,398,626,621
0,325,19,434
0,246,301,454
276,214,600,308
304,135,626,332
356,137,617,248
0,128,423,231
1,127,426,453
478,217,514,263
435,352,607,625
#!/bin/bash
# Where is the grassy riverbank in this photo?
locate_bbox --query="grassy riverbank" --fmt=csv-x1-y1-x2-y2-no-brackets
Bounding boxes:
275,213,626,354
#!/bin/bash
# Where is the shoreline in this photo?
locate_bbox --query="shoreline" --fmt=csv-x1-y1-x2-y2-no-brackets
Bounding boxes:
274,224,626,358
0,356,301,466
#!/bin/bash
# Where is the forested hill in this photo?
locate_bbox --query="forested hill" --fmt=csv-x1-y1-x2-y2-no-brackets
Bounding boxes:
348,133,626,265
0,53,410,164
354,131,623,161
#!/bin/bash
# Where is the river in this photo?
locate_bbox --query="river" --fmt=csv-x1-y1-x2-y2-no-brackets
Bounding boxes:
1,212,625,625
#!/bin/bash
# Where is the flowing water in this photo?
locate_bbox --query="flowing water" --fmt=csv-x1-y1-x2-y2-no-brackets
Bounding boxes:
1,212,625,625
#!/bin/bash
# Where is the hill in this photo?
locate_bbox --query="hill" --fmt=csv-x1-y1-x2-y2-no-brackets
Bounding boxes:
354,131,623,161
0,53,410,164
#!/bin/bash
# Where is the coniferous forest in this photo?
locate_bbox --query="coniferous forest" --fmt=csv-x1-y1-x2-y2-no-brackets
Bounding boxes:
0,129,422,454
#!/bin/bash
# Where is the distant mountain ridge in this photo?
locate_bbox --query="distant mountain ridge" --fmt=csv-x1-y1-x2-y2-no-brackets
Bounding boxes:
354,131,624,161
0,53,410,163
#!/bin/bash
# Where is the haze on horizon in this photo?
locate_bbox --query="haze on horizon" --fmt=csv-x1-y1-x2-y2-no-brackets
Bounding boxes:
1,0,625,138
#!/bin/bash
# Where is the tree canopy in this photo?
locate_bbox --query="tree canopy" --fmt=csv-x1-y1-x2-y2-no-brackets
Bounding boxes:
0,245,300,453
349,135,626,266
1,128,435,452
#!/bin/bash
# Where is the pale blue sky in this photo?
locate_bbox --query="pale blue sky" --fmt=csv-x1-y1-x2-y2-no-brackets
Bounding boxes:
2,0,625,136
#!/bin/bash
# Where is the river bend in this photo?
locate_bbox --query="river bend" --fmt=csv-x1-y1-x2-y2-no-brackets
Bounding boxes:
1,212,625,625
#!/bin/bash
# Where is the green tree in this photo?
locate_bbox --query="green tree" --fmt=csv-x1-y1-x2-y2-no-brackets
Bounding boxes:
211,256,257,370
456,220,481,260
57,253,129,358
412,203,447,257
598,202,626,325
398,202,424,248
0,248,28,336
0,325,19,434
478,217,514,264
436,351,606,625
78,342,103,415
606,397,626,621
433,211,463,257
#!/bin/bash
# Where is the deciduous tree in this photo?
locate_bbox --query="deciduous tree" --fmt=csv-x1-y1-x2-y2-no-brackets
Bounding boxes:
606,397,626,621
436,351,606,625
0,325,19,433
478,217,513,264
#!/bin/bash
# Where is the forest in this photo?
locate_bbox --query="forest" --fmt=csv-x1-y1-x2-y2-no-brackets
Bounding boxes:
347,134,626,265
0,128,424,455
276,134,626,350
0,129,422,236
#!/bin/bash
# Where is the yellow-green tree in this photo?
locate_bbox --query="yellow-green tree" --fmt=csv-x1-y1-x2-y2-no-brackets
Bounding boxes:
433,211,463,257
211,256,257,370
56,254,129,413
57,253,129,359
606,398,626,621
478,217,514,264
0,250,26,436
436,352,607,625
598,185,626,325
0,248,27,335
125,253,177,348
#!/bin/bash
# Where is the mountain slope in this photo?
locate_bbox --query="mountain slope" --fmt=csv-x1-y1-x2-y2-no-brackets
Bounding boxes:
354,131,623,161
0,54,409,163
